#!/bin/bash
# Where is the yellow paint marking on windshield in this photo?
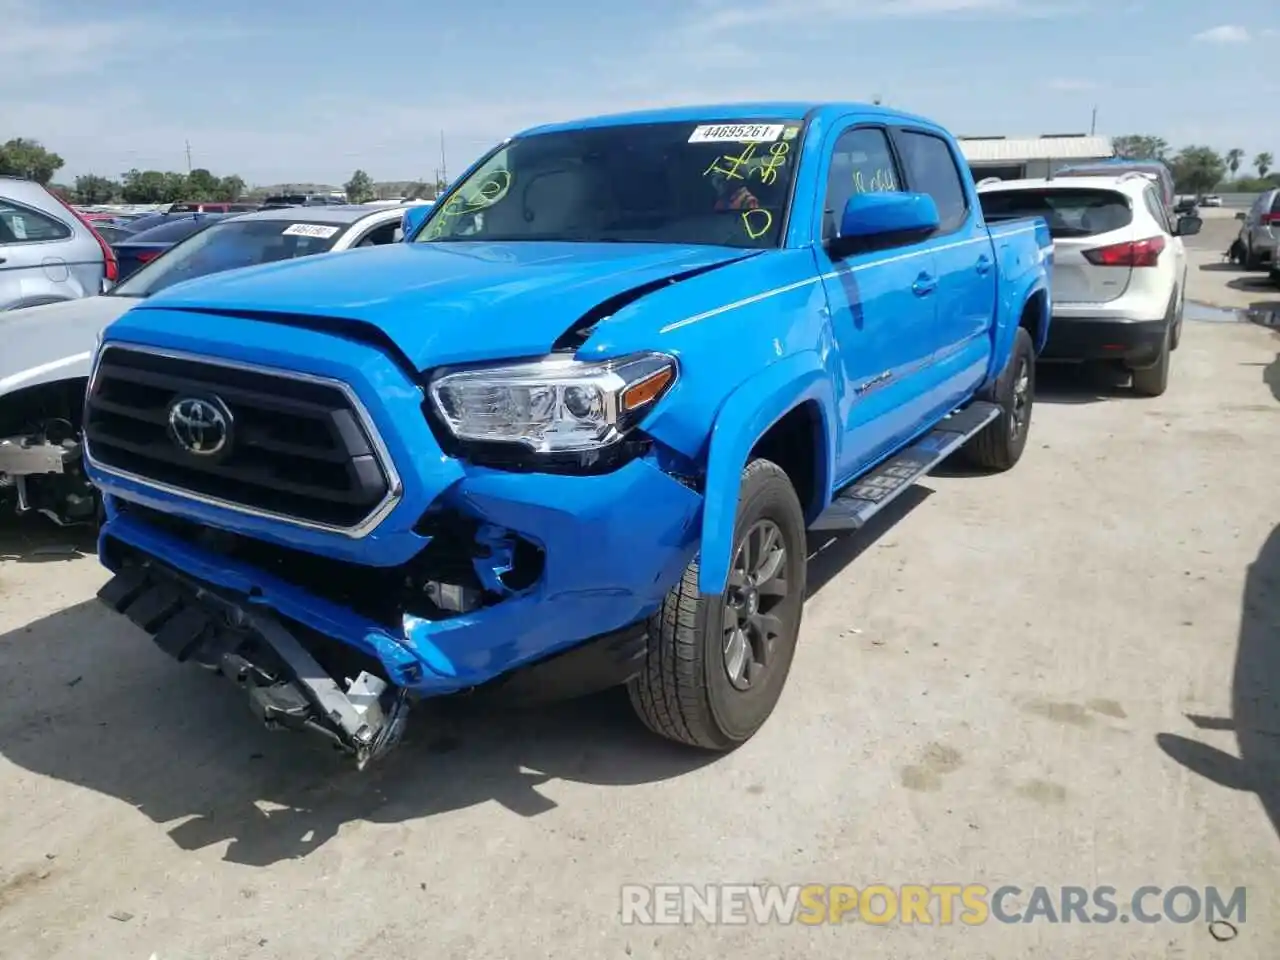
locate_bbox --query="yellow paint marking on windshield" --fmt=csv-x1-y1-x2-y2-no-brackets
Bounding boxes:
757,142,790,186
742,208,772,240
425,170,513,238
705,142,759,180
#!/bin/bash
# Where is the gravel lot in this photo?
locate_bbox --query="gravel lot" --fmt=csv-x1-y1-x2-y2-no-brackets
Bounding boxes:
1,219,1278,959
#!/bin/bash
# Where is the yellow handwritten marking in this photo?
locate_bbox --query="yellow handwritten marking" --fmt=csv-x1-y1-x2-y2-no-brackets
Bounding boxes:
853,168,898,193
742,208,772,240
757,141,790,186
705,142,759,180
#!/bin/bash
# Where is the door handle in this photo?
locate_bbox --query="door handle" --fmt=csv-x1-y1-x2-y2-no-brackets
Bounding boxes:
976,255,992,275
912,272,937,297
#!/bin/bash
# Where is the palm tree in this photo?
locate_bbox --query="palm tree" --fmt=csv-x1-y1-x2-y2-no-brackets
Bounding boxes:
1257,152,1274,179
1226,148,1244,179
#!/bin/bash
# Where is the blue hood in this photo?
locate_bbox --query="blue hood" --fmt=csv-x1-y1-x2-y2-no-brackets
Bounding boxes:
132,241,754,368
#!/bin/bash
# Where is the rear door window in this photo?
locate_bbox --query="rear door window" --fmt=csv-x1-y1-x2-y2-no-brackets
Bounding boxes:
0,201,72,243
978,187,1133,238
893,130,969,233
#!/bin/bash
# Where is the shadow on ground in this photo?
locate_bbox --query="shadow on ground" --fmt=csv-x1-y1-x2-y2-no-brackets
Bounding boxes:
1157,524,1280,842
1032,362,1129,406
0,511,96,563
0,492,926,868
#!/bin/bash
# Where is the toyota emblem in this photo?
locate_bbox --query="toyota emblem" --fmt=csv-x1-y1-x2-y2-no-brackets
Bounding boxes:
168,396,232,456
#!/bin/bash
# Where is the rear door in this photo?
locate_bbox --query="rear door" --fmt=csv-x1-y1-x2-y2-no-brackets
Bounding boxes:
0,198,77,308
811,121,940,481
890,126,995,386
979,185,1135,304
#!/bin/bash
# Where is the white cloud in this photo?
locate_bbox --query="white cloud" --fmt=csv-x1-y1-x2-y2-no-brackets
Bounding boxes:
1048,78,1099,91
680,0,1073,32
0,0,247,84
1192,25,1250,44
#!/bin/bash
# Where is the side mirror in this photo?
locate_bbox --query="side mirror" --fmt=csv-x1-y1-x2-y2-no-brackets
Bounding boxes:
1175,215,1202,237
1235,211,1247,221
401,204,432,240
836,192,940,249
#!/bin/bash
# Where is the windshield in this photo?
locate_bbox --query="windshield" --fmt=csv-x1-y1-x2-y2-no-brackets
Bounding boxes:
122,216,220,245
109,217,348,298
415,119,805,248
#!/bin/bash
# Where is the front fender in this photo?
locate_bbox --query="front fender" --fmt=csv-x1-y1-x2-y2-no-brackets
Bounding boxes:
697,350,835,596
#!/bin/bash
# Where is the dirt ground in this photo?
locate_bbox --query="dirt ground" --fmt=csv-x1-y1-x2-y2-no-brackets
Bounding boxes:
1,230,1278,959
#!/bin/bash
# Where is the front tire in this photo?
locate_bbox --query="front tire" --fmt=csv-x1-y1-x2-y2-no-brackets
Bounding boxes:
963,326,1034,472
628,459,807,751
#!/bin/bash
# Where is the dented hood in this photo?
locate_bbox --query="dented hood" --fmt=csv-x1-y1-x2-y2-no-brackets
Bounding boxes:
129,241,753,369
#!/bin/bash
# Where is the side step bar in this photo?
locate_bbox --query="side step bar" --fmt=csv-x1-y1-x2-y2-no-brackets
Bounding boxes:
810,401,1001,532
97,562,410,769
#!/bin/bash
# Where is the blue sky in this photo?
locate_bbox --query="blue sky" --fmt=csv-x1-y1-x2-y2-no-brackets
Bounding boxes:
4,0,1276,186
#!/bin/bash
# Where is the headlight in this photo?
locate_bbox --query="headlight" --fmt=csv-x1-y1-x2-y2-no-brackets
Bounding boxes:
428,352,677,453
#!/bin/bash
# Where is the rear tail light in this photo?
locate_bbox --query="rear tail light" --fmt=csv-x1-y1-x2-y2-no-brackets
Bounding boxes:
1261,212,1279,226
1082,235,1165,268
134,250,162,264
48,189,119,282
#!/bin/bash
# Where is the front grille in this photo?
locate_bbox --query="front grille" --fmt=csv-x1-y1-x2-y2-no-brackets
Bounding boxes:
85,345,396,531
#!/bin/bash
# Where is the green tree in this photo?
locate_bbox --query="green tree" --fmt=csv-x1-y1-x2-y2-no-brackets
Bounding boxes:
120,169,169,203
1170,146,1226,195
186,167,221,199
1225,148,1245,179
74,174,119,204
160,172,189,202
214,174,246,201
344,169,374,202
1111,135,1168,161
1257,152,1274,178
0,137,65,184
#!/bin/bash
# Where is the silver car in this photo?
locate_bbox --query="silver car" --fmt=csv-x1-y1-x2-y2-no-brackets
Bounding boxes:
0,176,116,310
1236,187,1280,269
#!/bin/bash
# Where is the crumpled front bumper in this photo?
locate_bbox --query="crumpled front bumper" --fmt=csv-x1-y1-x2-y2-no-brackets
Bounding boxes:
98,454,703,697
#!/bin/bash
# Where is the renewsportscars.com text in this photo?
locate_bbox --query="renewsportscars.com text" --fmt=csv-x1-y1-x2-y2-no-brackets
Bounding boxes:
620,883,1247,926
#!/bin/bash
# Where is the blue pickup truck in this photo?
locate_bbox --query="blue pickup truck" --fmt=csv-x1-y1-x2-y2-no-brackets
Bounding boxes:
83,103,1051,766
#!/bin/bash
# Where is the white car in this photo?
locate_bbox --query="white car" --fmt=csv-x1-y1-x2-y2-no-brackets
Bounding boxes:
977,172,1202,397
0,204,412,525
1200,195,1223,207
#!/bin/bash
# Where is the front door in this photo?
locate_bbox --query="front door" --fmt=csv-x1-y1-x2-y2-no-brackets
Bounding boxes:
811,122,939,485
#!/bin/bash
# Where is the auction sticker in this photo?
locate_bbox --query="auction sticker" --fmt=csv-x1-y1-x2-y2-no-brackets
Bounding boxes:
689,123,785,144
282,223,340,238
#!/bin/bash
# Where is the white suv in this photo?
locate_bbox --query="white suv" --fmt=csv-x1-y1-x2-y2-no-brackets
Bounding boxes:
977,173,1202,397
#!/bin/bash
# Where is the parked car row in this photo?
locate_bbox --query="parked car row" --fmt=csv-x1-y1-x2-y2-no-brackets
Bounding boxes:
1233,186,1280,285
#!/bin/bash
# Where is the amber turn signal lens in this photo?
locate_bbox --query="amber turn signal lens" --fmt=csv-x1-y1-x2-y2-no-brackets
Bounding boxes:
621,366,674,412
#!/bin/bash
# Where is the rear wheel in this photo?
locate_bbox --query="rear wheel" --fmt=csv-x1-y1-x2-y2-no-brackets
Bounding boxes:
1130,322,1171,397
628,459,806,750
1244,240,1262,270
963,326,1034,472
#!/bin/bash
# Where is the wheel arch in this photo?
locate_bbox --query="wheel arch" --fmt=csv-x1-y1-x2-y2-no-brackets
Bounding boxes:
697,351,836,597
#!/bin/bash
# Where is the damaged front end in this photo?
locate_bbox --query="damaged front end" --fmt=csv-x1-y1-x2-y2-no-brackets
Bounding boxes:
0,381,99,526
98,558,411,768
96,502,548,767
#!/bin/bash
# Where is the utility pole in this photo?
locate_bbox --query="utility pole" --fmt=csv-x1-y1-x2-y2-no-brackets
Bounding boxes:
185,140,193,172
1089,106,1097,136
439,131,447,186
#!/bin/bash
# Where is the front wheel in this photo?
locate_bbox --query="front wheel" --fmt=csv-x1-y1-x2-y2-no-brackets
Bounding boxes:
628,459,807,751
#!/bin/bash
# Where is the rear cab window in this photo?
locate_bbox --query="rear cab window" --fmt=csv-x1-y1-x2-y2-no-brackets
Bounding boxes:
0,201,73,244
978,187,1133,238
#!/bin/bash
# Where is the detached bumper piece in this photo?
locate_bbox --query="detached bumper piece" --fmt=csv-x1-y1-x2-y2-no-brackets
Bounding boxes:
97,563,409,769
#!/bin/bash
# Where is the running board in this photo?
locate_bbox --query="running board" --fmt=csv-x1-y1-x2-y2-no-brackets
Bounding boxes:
809,401,1001,532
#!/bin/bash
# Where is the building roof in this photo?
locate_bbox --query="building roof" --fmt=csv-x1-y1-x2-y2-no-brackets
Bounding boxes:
958,135,1115,163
